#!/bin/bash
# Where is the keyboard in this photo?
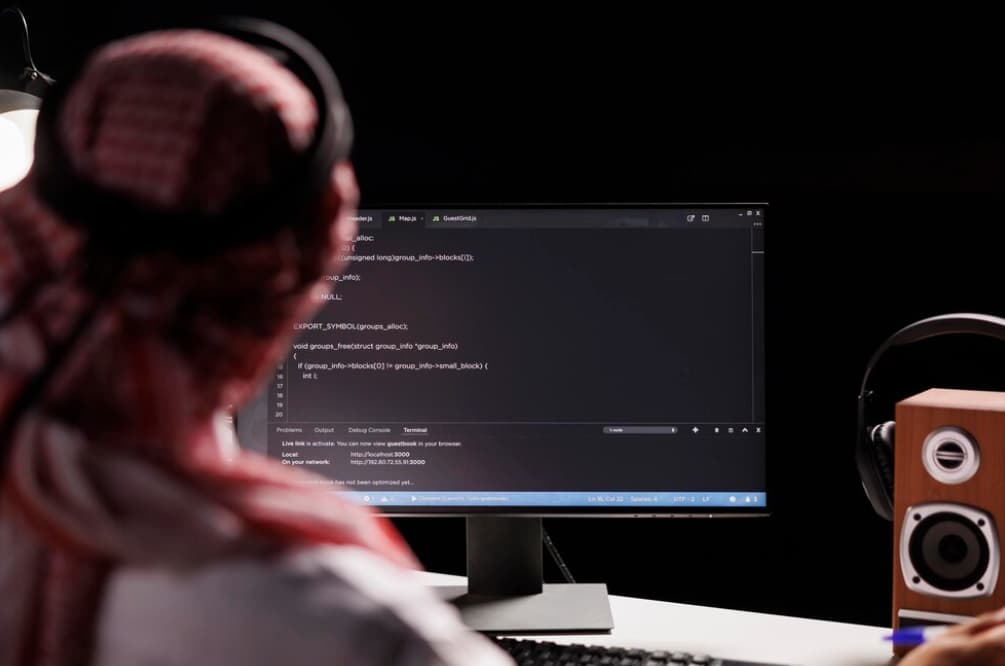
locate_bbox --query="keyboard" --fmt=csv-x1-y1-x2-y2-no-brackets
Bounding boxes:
490,637,790,666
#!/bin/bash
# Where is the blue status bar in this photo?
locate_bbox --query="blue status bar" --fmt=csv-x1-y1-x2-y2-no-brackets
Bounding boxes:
339,491,767,508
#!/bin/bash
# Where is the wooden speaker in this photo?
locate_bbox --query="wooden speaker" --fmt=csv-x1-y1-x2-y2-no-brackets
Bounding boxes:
893,388,1005,644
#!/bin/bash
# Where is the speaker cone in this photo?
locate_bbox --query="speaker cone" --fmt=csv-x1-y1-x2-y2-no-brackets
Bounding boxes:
901,503,999,598
910,513,989,591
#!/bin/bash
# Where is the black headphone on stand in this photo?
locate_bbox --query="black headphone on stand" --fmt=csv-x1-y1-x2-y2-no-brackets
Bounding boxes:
0,17,353,470
855,313,1005,521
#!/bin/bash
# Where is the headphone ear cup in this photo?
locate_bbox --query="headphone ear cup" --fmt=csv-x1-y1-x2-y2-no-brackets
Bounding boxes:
871,420,896,498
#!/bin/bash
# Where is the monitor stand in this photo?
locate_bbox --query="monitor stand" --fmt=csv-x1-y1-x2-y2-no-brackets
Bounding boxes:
435,517,614,634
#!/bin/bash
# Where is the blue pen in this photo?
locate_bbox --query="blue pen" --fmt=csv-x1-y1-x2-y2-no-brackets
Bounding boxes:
884,625,951,646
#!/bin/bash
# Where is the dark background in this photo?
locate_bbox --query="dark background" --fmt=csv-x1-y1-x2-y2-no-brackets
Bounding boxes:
6,3,1005,628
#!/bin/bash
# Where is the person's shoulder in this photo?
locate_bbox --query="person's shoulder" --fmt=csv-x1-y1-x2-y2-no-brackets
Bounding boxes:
284,546,512,664
93,545,510,666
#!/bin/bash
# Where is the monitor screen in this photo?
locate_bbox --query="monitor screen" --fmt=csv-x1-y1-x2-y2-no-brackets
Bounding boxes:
237,205,767,514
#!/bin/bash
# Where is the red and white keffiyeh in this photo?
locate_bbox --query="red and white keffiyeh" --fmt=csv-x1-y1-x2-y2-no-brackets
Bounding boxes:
0,30,415,666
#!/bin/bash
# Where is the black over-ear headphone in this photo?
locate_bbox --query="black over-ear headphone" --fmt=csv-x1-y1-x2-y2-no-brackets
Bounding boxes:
856,313,1005,521
30,16,353,259
0,17,353,469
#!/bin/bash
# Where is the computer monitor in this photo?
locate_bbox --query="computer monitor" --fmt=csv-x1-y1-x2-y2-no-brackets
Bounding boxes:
237,204,767,632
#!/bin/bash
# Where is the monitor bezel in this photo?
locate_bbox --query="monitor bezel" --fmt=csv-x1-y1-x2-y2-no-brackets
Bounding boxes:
240,202,770,518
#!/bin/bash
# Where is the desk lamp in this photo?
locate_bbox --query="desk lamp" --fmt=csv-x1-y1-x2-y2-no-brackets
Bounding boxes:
1,6,52,192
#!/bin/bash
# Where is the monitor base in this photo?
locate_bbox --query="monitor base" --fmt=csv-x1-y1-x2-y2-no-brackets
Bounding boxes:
439,516,615,633
437,583,614,634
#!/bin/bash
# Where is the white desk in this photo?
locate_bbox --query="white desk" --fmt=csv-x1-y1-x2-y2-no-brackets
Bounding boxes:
418,573,895,666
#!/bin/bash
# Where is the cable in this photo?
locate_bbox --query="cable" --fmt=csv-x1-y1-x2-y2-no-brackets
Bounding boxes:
2,6,40,73
542,527,576,584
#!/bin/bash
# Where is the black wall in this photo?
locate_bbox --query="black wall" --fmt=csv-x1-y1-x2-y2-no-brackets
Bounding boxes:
7,3,1005,627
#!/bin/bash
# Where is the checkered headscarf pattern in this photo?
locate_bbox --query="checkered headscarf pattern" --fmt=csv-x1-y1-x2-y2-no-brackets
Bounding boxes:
0,30,415,666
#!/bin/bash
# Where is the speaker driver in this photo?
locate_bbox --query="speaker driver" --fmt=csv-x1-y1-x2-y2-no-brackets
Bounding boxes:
922,426,980,484
901,503,999,598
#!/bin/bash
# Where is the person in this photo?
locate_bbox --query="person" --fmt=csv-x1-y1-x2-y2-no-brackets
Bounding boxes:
899,610,1005,666
0,26,510,666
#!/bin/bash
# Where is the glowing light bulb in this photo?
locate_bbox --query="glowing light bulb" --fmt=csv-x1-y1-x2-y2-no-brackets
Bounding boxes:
0,108,38,192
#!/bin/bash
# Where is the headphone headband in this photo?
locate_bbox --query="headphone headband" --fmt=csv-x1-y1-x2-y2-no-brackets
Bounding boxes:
30,18,352,260
213,17,353,185
859,313,1005,402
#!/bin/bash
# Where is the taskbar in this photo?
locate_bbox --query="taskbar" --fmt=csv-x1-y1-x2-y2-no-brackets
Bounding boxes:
338,491,766,508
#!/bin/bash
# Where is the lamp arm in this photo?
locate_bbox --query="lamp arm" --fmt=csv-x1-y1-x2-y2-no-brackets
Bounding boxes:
2,7,40,73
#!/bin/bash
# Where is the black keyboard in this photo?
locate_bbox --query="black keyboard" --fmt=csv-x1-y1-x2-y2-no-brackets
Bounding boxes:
491,637,790,666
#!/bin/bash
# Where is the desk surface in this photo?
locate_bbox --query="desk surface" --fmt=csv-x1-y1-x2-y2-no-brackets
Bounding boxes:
417,572,895,666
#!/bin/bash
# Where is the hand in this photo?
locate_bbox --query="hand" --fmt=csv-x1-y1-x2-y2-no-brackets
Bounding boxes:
900,609,1005,666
